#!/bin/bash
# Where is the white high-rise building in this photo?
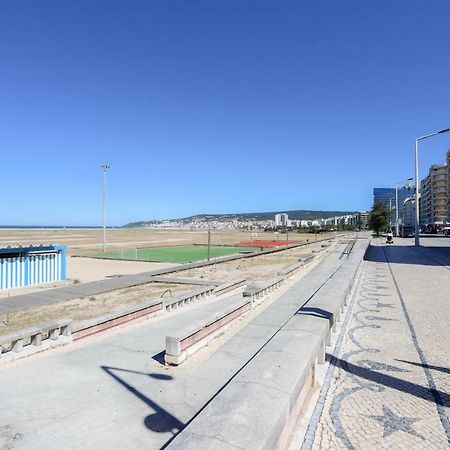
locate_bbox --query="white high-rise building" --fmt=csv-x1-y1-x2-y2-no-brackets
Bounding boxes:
274,213,289,227
274,214,282,227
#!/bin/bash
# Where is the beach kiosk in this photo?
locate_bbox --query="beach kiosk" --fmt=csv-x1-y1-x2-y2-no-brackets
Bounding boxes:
0,244,67,290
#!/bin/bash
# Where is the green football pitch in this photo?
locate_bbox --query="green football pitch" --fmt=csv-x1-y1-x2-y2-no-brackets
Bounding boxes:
91,245,257,263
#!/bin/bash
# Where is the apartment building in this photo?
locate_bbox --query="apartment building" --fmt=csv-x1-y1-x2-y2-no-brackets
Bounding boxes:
401,195,420,236
419,164,448,230
274,213,289,227
447,150,450,222
357,211,370,228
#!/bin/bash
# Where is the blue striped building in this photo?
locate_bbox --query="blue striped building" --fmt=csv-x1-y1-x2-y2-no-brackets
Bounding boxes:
0,245,67,290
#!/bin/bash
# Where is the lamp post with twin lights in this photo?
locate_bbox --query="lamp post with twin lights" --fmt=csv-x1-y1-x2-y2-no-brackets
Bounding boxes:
394,177,413,237
414,128,450,246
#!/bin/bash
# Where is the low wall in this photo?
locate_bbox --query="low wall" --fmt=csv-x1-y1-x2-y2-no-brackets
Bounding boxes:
243,276,285,305
73,299,164,340
165,297,252,366
0,319,72,365
166,238,370,450
163,286,216,311
0,282,236,364
214,279,246,296
244,248,322,306
299,255,315,265
150,276,219,287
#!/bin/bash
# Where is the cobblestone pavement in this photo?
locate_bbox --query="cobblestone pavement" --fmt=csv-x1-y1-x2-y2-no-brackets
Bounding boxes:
302,238,450,449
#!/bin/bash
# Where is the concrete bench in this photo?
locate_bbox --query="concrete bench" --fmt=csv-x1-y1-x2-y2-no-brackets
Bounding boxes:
302,297,342,334
303,266,359,333
163,286,215,311
151,276,220,287
165,298,252,366
73,299,163,340
299,255,315,266
0,318,73,365
277,262,302,278
214,278,246,296
0,331,23,353
243,276,284,305
40,318,72,339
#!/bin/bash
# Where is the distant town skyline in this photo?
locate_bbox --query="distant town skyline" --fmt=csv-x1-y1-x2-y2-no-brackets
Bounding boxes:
1,2,450,226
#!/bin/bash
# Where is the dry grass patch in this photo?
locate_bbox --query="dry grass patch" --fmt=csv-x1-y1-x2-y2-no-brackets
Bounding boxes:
0,282,198,334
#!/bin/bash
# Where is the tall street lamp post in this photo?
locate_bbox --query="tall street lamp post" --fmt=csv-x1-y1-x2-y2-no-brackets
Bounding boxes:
394,177,413,237
414,128,450,246
207,226,211,261
388,197,395,228
100,164,110,252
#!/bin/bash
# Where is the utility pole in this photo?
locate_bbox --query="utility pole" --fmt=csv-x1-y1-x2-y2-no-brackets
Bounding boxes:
207,227,211,261
394,177,413,237
389,197,393,229
99,164,110,252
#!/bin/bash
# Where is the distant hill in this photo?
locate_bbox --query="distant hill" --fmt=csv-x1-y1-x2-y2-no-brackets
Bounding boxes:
124,209,356,228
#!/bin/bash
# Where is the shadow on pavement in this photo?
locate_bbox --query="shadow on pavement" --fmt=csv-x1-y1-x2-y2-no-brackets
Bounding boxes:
101,365,184,435
326,354,450,407
364,243,450,267
297,307,333,323
396,359,450,375
152,350,166,365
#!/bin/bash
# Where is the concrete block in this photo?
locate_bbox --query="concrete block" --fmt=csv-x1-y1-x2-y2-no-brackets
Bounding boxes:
11,337,23,352
165,299,251,365
0,332,21,348
61,325,71,337
31,333,42,346
49,328,60,340
18,327,43,347
165,336,181,357
57,319,72,336
164,351,187,366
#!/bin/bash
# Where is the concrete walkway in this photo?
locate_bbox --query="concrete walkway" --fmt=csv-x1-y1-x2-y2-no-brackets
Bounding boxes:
302,237,450,449
0,244,348,450
0,270,170,314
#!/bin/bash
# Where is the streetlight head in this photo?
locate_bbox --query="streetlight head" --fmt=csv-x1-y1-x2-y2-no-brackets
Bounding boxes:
99,164,110,170
438,128,450,134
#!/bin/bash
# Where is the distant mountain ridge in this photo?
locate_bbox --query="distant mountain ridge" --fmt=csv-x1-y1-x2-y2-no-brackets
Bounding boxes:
124,209,356,228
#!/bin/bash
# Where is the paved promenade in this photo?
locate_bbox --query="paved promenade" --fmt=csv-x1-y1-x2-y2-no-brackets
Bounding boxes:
0,245,347,449
303,237,450,449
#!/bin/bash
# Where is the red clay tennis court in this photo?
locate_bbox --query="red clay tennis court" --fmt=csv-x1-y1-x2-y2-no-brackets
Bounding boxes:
235,240,295,247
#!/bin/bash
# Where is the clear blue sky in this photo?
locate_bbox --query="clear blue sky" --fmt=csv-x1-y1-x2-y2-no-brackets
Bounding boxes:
1,1,450,226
